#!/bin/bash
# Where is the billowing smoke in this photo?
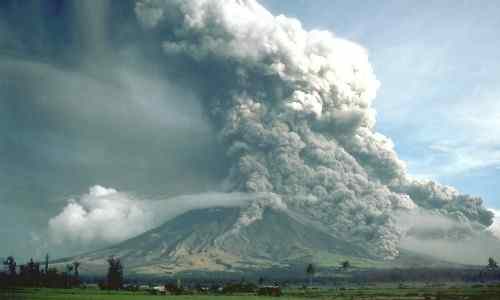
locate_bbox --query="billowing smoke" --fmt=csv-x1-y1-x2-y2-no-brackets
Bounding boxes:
132,0,493,259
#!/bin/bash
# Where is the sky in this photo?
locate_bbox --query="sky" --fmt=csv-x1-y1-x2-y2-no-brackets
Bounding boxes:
1,0,500,261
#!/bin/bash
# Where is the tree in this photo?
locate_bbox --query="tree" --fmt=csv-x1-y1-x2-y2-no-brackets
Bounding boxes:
26,259,41,286
45,267,62,288
72,261,81,287
65,265,73,273
64,264,74,288
487,257,498,270
106,257,123,290
341,260,351,272
73,262,80,278
258,277,264,286
44,254,49,274
3,256,16,277
0,255,71,289
306,263,315,287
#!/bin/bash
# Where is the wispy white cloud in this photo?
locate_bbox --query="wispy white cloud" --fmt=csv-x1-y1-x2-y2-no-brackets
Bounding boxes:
410,89,500,178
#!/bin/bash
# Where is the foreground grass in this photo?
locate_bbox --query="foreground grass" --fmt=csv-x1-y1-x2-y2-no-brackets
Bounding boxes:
1,289,297,300
2,286,500,300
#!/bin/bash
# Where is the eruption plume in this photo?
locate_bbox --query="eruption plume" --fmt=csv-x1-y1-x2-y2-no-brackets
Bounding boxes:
133,0,493,259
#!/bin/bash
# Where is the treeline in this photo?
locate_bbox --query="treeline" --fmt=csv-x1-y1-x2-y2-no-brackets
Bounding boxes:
3,254,500,290
343,258,500,284
346,267,500,284
259,268,500,286
0,255,124,290
0,255,80,289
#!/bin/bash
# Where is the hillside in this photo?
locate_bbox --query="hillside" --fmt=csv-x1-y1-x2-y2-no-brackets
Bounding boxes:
58,207,465,276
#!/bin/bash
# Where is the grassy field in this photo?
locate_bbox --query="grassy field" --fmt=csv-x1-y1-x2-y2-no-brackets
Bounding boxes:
2,286,500,300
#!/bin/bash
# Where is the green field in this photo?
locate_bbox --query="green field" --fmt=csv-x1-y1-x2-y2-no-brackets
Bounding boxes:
2,286,500,300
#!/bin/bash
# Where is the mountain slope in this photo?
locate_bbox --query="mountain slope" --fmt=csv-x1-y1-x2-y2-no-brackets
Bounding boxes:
66,206,464,276
69,207,376,274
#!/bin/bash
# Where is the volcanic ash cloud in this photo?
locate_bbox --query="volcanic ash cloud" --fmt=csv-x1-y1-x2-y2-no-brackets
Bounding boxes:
134,0,493,258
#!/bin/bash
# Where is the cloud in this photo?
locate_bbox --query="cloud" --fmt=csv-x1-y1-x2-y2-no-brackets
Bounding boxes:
370,28,500,181
48,185,278,250
133,0,494,259
49,186,153,246
400,234,500,265
488,209,500,239
393,208,500,265
406,90,500,180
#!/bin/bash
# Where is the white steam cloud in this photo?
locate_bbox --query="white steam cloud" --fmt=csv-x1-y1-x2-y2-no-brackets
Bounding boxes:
394,209,500,265
132,0,494,259
488,209,500,239
49,185,277,248
49,186,152,245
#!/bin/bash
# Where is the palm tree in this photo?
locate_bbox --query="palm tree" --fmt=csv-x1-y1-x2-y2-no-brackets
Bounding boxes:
487,257,498,270
107,256,123,290
44,254,49,274
65,264,74,288
306,263,315,287
66,264,74,273
73,262,80,278
258,277,264,286
340,260,351,272
3,256,16,277
73,261,81,286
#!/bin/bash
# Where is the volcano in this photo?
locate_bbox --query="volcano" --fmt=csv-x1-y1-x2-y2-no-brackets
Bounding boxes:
43,0,496,273
66,206,459,276
70,207,361,274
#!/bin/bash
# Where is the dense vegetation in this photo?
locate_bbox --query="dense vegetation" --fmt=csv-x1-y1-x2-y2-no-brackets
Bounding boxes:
0,256,122,290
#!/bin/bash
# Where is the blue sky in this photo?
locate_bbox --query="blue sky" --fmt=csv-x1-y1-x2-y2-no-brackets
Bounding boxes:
263,0,500,209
